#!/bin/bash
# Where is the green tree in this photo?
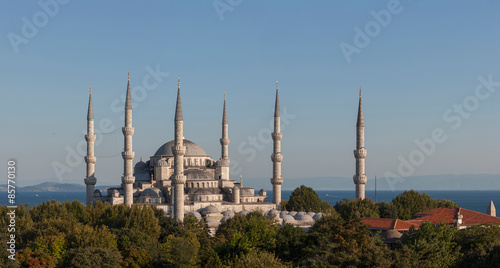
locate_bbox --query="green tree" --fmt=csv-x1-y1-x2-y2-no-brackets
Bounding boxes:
67,224,118,250
391,190,436,220
275,223,305,264
285,185,331,212
453,223,500,267
301,214,377,266
229,248,290,268
160,233,201,266
58,247,122,268
121,246,152,268
400,222,462,267
378,201,398,219
335,198,380,220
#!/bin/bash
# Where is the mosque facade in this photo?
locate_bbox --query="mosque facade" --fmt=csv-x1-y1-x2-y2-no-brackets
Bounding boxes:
84,74,282,221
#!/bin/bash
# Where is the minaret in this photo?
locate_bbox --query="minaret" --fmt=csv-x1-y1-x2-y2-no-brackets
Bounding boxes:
219,92,230,180
84,86,97,205
487,200,496,217
121,72,135,205
353,89,367,200
271,81,283,206
172,77,186,222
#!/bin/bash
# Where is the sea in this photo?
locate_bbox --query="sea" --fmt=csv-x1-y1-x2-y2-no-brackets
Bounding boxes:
2,190,499,214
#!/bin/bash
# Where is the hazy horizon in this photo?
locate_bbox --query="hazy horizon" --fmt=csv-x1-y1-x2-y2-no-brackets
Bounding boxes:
2,1,500,187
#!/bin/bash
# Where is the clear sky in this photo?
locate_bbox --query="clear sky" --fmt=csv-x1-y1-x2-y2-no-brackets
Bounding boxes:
1,1,500,187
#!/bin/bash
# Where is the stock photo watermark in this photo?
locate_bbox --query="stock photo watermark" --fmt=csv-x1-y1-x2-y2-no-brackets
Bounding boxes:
51,65,169,182
7,0,70,54
213,0,242,21
229,106,296,176
339,0,403,63
384,74,499,190
6,160,17,260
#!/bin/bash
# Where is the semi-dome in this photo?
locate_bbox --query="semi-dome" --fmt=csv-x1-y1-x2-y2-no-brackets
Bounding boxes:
135,160,147,169
155,159,168,167
185,169,212,181
154,139,207,157
140,188,164,198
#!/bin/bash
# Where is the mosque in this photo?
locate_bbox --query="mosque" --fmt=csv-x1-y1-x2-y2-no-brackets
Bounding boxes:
83,73,367,223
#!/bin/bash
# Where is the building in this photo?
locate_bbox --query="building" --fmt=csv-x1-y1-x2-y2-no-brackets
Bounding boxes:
85,74,281,221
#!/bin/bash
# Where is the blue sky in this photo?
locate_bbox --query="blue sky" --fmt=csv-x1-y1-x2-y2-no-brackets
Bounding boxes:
1,1,500,187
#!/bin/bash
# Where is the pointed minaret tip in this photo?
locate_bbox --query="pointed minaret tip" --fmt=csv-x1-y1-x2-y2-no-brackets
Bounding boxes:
357,88,364,127
274,81,280,117
175,77,183,121
125,72,132,110
359,87,362,97
87,85,94,120
222,92,228,124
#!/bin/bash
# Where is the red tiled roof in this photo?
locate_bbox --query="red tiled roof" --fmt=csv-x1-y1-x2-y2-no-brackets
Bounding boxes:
414,208,500,227
362,218,420,231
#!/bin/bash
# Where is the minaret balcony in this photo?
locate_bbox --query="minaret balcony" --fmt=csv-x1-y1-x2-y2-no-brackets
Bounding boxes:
220,138,230,145
271,153,283,162
271,177,283,185
84,176,97,185
353,149,367,158
122,151,135,160
85,134,96,142
272,133,283,141
172,175,186,185
353,175,367,184
121,175,135,184
122,126,135,135
85,155,96,164
172,145,186,156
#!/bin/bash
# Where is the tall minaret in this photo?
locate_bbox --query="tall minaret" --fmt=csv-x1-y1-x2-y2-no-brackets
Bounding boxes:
172,77,186,222
219,92,230,180
271,81,283,206
84,86,97,205
353,89,367,200
121,72,135,205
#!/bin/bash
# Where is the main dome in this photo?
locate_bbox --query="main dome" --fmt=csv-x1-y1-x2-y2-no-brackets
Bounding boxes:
154,139,207,157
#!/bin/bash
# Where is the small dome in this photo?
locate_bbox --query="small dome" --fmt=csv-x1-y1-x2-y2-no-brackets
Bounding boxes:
201,205,219,215
221,216,230,222
135,160,147,169
94,189,101,193
313,213,324,220
296,212,307,217
267,209,279,217
307,212,316,217
195,189,214,195
223,211,235,218
155,159,168,167
185,169,212,181
239,210,249,216
154,139,207,157
295,214,314,222
188,211,202,220
288,211,297,216
282,215,295,221
205,216,219,223
383,230,402,240
280,211,289,218
140,188,164,198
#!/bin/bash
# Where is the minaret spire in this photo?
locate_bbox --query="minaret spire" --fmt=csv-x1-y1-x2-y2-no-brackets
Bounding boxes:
122,72,135,206
85,85,97,205
219,92,230,181
354,89,367,200
271,81,283,207
173,77,186,222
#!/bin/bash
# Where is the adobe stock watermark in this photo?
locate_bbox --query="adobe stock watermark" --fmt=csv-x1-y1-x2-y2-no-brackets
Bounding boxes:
7,0,70,54
384,74,499,190
213,0,242,21
339,0,403,64
229,106,296,176
51,65,169,181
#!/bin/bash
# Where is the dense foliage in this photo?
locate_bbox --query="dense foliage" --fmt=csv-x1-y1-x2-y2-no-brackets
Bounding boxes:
0,187,494,268
391,190,459,220
282,185,332,212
